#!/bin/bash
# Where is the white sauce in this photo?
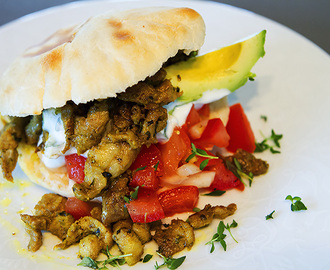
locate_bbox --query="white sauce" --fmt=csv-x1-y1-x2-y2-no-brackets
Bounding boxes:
157,88,231,142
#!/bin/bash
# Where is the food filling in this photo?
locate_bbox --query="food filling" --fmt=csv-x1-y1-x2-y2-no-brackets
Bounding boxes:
0,50,269,266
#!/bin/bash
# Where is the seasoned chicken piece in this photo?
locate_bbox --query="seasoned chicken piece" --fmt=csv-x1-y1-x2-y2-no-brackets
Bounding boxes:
73,137,139,201
23,224,43,252
21,194,75,252
132,223,152,244
55,216,113,252
112,220,144,266
72,100,110,154
101,174,130,226
25,115,42,145
21,211,74,241
117,68,182,106
90,205,102,222
79,234,102,260
188,203,237,229
0,117,28,181
34,193,67,216
153,219,195,258
225,149,269,176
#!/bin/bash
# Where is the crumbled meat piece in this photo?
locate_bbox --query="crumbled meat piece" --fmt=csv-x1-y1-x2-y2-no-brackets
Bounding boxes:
55,216,113,254
25,115,42,145
153,219,195,257
0,117,28,181
188,203,237,229
71,100,110,154
20,194,75,252
101,174,130,226
34,193,67,216
112,219,144,266
78,234,102,260
132,223,152,244
225,149,269,176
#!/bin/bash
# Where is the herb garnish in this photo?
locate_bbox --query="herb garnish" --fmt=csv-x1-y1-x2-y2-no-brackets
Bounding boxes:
260,115,268,122
255,129,283,154
285,195,307,211
265,210,275,220
135,166,147,172
124,186,140,203
143,254,153,263
154,253,186,270
232,158,254,187
186,143,219,170
154,161,160,171
206,220,238,253
202,190,226,196
78,247,131,269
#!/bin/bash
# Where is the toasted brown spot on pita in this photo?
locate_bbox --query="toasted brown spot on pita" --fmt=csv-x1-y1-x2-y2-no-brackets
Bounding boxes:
114,30,134,41
108,19,122,29
178,7,201,19
43,47,63,70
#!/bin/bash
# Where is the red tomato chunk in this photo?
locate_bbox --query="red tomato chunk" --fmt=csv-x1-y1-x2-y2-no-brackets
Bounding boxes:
130,144,163,177
158,186,199,217
65,154,86,184
226,103,256,153
126,188,165,223
65,197,98,220
130,167,159,190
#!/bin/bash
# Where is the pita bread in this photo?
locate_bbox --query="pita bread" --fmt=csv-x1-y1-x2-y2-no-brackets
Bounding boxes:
17,143,75,197
0,7,205,117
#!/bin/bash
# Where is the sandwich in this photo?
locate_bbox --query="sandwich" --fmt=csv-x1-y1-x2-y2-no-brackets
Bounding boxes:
0,6,268,264
0,7,206,198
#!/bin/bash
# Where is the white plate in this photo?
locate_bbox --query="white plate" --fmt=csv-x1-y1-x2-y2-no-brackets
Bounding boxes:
1,1,330,269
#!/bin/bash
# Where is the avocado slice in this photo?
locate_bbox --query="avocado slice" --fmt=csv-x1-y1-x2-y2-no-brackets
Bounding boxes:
165,30,266,104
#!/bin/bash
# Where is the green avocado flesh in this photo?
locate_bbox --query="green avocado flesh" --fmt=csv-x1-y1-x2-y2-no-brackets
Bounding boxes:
164,30,266,103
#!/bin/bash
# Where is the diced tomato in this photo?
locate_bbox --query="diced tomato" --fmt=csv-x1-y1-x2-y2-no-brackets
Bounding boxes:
130,167,159,190
208,159,242,191
197,104,210,119
129,144,163,177
157,127,191,177
185,105,201,129
64,197,99,220
194,118,230,149
126,188,165,223
158,186,199,217
65,154,86,184
226,103,256,153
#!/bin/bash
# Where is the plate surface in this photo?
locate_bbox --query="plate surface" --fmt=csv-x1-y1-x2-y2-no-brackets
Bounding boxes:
0,1,330,269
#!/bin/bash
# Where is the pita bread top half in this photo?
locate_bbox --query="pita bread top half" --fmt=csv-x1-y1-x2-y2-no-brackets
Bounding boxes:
0,7,205,117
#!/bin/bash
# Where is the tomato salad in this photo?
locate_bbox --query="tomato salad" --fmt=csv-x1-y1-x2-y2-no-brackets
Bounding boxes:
64,102,258,223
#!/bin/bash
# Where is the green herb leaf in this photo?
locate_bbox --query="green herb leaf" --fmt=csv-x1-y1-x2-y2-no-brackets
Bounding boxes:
143,254,153,263
130,186,139,200
285,195,307,211
135,165,147,172
193,207,201,212
154,253,186,270
260,115,268,122
225,220,238,243
186,143,219,163
199,159,209,170
232,158,254,187
78,257,99,269
154,161,160,171
255,129,283,154
265,210,275,220
202,190,226,196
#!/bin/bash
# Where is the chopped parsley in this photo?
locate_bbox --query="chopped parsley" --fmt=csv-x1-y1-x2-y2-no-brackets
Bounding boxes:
186,143,219,170
255,129,283,154
285,195,307,211
265,210,275,220
154,253,186,270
